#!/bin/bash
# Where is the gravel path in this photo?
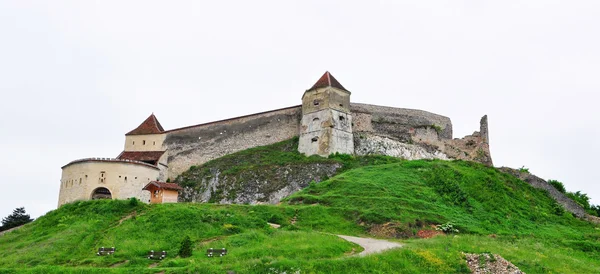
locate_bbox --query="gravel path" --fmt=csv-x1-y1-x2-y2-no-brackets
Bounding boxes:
337,235,402,256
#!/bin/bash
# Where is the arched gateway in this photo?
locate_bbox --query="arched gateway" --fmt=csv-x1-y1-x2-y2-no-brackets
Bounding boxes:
91,187,112,200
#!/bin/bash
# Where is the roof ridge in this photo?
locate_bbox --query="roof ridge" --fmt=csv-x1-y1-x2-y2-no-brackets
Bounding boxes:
308,71,349,92
126,114,165,135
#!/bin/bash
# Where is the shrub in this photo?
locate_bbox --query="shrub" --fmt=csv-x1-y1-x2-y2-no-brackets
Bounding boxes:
548,180,566,193
518,166,529,173
128,197,139,207
552,202,565,216
435,222,459,234
179,235,193,258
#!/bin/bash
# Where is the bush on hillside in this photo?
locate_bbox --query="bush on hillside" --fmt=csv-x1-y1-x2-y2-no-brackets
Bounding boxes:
179,235,193,258
567,191,591,210
548,180,566,193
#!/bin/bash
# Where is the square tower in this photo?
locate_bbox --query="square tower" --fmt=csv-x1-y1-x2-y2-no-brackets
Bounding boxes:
298,71,354,156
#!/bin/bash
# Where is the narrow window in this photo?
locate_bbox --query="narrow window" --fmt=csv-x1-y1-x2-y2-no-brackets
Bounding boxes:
143,140,146,145
124,176,127,181
339,116,345,121
311,137,319,143
153,141,156,145
313,100,319,106
79,178,82,184
133,141,135,145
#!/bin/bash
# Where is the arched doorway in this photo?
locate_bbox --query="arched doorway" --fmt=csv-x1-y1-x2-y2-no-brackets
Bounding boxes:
91,187,112,200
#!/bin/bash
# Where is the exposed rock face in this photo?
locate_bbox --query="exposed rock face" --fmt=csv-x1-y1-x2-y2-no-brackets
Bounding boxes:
354,134,449,160
499,167,586,218
464,253,524,274
178,163,342,204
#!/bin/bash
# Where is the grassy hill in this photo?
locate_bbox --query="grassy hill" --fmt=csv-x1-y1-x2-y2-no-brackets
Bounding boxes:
1,140,599,273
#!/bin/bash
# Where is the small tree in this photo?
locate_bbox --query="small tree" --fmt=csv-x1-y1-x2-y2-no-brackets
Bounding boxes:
179,235,193,258
1,207,33,232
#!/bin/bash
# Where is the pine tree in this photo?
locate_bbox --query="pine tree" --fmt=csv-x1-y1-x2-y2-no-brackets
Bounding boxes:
1,207,33,232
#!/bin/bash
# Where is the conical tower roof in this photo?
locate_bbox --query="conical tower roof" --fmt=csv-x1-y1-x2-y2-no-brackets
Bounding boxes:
308,71,349,92
125,114,165,135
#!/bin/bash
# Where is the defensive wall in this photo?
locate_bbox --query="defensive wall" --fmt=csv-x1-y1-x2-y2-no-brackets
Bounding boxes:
162,102,491,180
164,106,303,178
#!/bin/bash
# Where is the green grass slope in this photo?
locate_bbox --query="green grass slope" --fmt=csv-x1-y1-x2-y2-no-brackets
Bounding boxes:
1,140,599,273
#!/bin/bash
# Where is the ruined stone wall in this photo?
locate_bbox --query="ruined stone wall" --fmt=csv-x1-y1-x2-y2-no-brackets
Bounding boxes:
349,103,492,165
442,115,493,166
350,103,453,142
164,106,302,179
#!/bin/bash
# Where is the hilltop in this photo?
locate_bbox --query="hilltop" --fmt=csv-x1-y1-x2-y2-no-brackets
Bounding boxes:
2,140,599,273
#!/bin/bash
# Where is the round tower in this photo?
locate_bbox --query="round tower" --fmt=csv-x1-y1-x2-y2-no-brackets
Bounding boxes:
298,71,354,156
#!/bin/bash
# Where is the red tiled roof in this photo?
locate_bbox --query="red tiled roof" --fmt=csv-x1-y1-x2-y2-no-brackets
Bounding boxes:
308,71,349,92
126,114,165,135
143,181,183,191
117,151,165,163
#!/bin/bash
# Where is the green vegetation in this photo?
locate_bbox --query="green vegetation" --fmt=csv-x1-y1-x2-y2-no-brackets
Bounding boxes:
178,235,192,258
0,207,33,232
177,137,402,187
548,179,566,193
549,179,600,217
1,140,599,273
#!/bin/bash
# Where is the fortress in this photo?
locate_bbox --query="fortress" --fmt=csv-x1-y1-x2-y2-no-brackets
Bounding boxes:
58,72,492,206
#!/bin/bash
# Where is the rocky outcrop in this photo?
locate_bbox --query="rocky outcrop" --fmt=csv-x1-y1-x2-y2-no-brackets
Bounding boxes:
499,167,586,218
354,133,449,160
177,163,341,204
464,253,524,274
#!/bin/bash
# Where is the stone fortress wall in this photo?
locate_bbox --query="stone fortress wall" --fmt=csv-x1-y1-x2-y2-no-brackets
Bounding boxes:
58,71,493,206
163,106,303,179
161,102,492,180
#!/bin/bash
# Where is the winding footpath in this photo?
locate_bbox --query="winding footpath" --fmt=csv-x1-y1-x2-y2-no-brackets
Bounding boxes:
336,235,402,256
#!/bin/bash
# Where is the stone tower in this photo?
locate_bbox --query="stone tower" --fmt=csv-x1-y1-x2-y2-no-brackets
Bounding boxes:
298,71,354,156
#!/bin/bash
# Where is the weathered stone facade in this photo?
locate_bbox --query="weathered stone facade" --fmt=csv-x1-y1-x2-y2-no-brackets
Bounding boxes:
58,71,493,207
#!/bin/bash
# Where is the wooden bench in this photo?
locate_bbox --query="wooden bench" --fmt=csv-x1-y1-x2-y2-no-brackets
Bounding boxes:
147,250,167,260
96,247,115,256
206,248,227,257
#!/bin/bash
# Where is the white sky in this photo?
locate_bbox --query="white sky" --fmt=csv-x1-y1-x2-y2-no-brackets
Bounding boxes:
0,1,598,219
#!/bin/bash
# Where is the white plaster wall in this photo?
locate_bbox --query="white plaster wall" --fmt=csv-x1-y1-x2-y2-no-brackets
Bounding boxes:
58,160,159,206
124,134,166,151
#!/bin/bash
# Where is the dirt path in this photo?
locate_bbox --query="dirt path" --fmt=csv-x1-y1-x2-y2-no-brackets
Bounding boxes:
337,235,402,256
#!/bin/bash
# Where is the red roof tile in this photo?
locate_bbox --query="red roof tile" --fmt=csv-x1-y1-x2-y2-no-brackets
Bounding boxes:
117,151,165,163
126,114,165,135
143,181,183,191
308,71,349,92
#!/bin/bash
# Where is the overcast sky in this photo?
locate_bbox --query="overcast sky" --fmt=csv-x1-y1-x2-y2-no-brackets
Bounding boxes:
1,1,598,219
